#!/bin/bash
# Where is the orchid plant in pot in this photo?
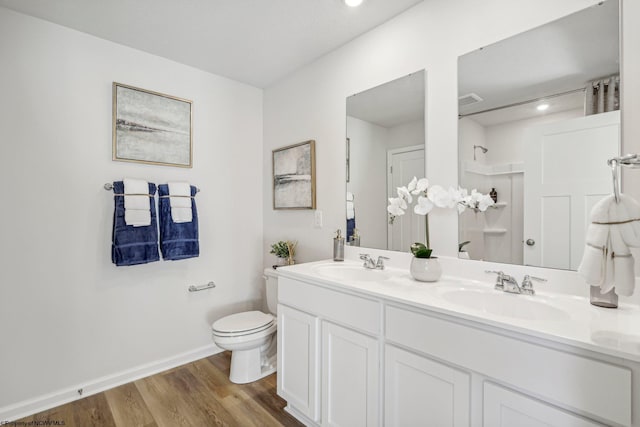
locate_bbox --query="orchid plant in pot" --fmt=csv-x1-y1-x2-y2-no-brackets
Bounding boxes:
387,177,494,282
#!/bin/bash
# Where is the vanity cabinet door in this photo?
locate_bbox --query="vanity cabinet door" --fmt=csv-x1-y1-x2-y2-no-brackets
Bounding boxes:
277,304,320,422
483,382,603,427
322,321,379,427
385,345,470,427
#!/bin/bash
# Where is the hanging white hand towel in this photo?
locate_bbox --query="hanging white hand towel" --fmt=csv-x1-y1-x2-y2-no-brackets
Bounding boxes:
123,178,151,227
168,181,193,223
578,194,640,297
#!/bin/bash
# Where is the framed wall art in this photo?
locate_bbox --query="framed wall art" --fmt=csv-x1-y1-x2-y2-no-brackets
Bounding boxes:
112,82,193,168
272,140,316,210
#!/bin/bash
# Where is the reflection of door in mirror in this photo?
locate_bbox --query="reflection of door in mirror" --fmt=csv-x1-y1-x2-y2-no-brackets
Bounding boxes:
387,145,425,251
458,0,620,270
346,71,425,251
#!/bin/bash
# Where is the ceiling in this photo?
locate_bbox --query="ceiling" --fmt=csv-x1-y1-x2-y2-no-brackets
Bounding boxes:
0,0,424,88
458,0,619,119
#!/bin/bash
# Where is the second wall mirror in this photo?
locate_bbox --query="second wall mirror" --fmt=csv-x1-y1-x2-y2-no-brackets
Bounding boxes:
458,0,620,270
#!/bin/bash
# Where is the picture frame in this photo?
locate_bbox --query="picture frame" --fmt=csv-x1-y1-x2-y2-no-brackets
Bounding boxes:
112,82,193,168
272,140,316,210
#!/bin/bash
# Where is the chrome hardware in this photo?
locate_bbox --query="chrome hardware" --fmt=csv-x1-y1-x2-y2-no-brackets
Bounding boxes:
360,254,387,270
521,275,546,295
526,238,535,246
485,270,505,291
188,281,216,292
376,256,390,270
485,270,521,294
360,254,376,269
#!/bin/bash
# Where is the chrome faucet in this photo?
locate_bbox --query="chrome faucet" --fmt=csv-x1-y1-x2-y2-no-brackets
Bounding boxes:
521,275,547,295
360,254,389,270
485,271,546,295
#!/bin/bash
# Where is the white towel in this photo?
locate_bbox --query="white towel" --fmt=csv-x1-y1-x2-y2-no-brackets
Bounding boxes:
168,181,192,223
347,201,355,220
123,178,151,227
346,192,354,202
578,194,640,297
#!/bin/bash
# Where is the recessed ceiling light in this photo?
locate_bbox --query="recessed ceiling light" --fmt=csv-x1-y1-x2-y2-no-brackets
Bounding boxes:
537,103,549,111
345,0,363,7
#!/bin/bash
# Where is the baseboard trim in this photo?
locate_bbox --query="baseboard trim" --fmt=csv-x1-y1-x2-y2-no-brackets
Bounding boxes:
0,343,222,421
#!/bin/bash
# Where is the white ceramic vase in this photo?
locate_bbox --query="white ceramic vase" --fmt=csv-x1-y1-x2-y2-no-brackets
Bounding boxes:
410,257,442,282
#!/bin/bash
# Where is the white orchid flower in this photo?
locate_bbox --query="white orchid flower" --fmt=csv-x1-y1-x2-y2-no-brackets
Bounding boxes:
407,177,418,193
387,197,406,216
428,185,457,208
414,196,434,215
411,178,429,195
397,186,413,204
477,194,495,211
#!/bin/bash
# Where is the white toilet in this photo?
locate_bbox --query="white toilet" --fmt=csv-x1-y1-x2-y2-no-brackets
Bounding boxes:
211,268,279,384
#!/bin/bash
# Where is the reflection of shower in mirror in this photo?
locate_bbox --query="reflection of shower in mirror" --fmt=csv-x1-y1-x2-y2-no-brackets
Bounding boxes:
473,145,488,161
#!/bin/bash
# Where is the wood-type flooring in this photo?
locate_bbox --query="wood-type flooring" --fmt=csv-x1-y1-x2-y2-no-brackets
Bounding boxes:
16,351,303,427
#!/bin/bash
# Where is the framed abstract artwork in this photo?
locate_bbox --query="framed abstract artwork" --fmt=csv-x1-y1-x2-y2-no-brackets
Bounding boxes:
112,82,193,167
272,140,316,210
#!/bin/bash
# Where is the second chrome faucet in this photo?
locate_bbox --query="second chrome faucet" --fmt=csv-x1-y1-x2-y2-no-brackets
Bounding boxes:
486,270,546,295
360,254,389,270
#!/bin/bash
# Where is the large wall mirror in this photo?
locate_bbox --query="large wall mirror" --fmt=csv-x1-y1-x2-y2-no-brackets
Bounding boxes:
346,70,426,250
458,0,620,270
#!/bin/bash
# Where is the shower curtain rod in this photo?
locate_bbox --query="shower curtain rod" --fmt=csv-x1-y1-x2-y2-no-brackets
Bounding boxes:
458,87,585,118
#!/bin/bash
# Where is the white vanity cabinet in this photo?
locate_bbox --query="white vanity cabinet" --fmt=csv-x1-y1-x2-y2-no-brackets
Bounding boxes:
322,322,379,427
384,344,470,426
277,304,320,422
277,276,382,427
483,382,603,427
277,271,636,427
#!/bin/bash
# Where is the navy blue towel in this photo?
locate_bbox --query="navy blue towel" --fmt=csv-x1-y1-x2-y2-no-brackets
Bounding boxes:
111,181,160,266
158,184,200,261
347,218,356,241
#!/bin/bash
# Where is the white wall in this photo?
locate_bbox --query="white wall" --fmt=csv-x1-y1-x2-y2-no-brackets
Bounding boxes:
346,116,388,249
0,7,263,417
264,0,639,265
485,109,584,164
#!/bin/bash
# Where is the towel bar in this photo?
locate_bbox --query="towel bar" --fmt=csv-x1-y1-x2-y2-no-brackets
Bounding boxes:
104,182,200,193
188,281,216,292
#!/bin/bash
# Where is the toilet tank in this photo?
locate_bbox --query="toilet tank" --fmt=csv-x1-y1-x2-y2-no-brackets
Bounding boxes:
263,268,279,315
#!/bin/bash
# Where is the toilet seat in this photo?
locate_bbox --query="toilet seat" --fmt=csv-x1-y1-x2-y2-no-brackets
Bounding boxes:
212,311,275,337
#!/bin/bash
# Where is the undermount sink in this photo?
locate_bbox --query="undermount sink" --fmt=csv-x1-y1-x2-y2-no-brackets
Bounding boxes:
311,263,393,282
435,287,572,322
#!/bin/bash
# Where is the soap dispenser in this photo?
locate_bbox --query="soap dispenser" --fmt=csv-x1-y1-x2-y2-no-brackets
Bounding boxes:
334,229,345,261
349,228,361,247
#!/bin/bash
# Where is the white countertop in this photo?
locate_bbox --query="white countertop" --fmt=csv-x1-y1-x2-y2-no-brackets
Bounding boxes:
277,259,640,363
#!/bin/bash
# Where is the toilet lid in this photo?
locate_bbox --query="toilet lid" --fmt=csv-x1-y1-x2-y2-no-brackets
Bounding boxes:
212,311,274,335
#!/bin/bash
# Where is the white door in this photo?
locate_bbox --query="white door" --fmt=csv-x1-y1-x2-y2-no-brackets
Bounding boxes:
484,382,603,427
322,322,379,427
385,345,470,427
523,111,620,269
387,145,426,251
277,305,320,422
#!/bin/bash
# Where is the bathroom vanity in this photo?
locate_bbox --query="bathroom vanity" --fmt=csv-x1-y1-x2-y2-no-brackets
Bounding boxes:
276,255,640,427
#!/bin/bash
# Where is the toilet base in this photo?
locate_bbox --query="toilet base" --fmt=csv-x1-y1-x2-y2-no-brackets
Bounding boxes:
228,335,277,384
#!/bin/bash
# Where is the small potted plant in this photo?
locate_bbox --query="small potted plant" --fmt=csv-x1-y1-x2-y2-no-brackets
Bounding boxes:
409,242,442,282
270,240,297,266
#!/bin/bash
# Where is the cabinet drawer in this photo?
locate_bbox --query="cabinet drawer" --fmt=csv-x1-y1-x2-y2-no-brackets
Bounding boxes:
386,305,631,427
279,277,380,335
